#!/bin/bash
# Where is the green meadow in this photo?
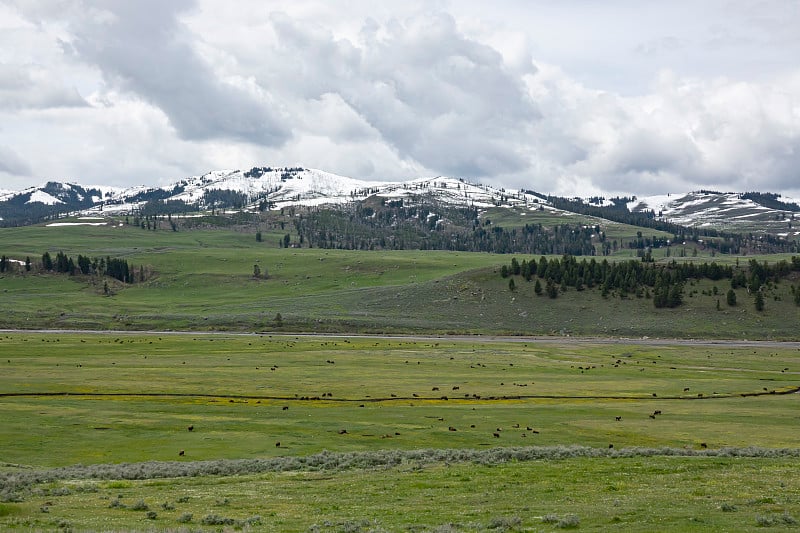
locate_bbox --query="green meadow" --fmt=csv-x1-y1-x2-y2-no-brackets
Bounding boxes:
0,222,797,338
1,222,799,531
2,333,798,466
1,332,800,530
3,454,800,532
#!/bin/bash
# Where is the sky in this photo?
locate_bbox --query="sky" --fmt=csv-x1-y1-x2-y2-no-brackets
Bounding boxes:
1,0,799,198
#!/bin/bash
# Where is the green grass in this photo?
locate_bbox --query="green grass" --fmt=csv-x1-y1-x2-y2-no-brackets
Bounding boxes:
482,205,674,242
1,224,798,337
1,223,799,531
0,224,504,331
1,333,798,467
0,333,798,531
2,453,800,531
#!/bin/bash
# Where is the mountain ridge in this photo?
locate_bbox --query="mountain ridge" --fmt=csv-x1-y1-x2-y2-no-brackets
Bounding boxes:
1,166,799,241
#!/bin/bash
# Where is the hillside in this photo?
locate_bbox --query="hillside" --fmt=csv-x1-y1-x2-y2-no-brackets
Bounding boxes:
2,167,799,247
0,223,797,339
629,191,800,237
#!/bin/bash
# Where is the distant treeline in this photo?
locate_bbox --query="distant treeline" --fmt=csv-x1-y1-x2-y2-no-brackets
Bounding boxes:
37,251,141,283
289,198,799,255
541,195,798,255
138,200,198,217
740,192,800,212
501,255,800,309
0,182,101,227
292,200,599,255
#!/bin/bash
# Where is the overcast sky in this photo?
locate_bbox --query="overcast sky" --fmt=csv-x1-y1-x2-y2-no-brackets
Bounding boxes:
2,0,799,197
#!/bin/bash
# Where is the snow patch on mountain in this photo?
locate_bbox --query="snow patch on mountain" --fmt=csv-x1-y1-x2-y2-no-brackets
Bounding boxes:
3,166,797,239
629,192,772,225
627,194,675,214
27,190,64,205
89,167,555,215
628,192,798,235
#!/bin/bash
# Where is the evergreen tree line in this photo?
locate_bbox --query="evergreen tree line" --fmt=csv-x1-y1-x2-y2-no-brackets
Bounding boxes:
291,200,598,254
287,197,797,255
128,213,179,231
202,189,249,209
138,200,198,217
502,255,800,309
0,183,102,227
0,203,70,227
542,195,798,255
40,251,139,283
740,192,800,212
113,184,186,205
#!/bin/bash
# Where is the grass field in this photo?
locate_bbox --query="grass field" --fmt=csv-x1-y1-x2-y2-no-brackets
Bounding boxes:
3,453,800,532
0,223,797,338
1,222,799,531
1,332,799,530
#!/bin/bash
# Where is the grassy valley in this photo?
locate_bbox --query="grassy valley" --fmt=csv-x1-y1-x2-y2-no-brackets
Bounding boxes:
0,220,797,338
0,215,799,531
2,332,800,531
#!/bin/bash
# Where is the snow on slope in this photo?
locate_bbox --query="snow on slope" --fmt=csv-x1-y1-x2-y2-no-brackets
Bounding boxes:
627,191,800,238
0,166,594,221
27,190,64,205
1,186,34,202
84,185,128,203
93,167,554,214
5,166,797,238
171,167,375,201
627,194,674,214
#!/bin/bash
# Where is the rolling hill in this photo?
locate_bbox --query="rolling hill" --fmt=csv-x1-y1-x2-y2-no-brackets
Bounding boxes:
1,167,799,246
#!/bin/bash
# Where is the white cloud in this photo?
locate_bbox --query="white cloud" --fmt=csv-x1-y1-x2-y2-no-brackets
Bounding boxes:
63,0,290,146
0,63,87,110
1,0,799,199
0,144,32,176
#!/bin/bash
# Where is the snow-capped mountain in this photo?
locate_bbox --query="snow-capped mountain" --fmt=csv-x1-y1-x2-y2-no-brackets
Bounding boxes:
78,166,552,215
629,191,800,238
1,166,798,241
0,166,546,225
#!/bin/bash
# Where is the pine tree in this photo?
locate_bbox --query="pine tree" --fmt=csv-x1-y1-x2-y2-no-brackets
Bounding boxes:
546,279,558,299
508,277,516,292
726,289,737,306
668,283,683,307
520,260,531,281
42,251,53,271
754,290,765,311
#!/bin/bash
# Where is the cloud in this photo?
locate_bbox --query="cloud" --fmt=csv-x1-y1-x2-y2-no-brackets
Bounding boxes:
0,63,87,110
64,0,290,146
0,145,32,176
261,11,539,179
2,1,800,198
